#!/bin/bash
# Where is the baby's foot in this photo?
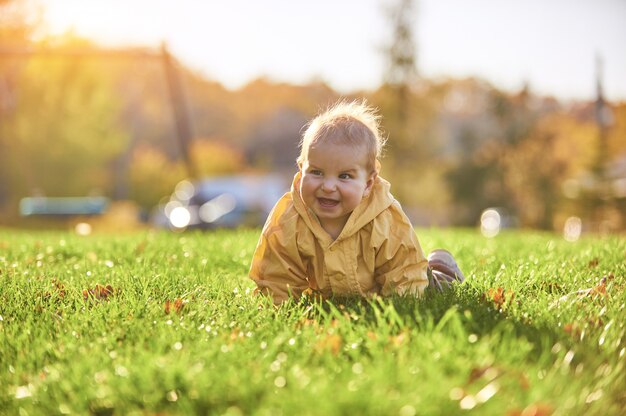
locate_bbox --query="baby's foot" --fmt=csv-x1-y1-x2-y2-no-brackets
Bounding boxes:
428,249,465,283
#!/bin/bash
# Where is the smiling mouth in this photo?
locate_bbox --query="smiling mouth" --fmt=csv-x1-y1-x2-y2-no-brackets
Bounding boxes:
317,198,339,208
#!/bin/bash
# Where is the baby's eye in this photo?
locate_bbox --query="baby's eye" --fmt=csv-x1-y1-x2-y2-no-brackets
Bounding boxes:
309,169,323,176
339,173,352,180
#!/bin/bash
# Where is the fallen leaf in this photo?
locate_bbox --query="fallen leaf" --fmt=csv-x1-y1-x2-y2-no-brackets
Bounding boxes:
467,366,501,384
468,367,489,384
300,287,325,302
164,298,185,314
483,287,515,310
51,279,66,298
517,373,530,390
588,317,604,328
563,316,604,340
507,402,553,416
315,334,342,355
297,318,321,332
229,328,243,341
43,279,67,302
590,279,607,297
83,284,116,302
563,322,576,332
135,240,147,254
563,323,581,339
388,332,409,348
551,275,615,308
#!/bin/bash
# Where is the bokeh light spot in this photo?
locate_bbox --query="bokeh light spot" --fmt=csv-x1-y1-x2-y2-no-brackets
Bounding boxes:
563,216,582,242
480,209,501,238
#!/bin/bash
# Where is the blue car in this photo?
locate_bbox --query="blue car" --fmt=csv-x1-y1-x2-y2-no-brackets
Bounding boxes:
153,174,288,230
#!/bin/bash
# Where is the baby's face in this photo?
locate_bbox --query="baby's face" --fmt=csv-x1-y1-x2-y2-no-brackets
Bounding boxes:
299,141,376,236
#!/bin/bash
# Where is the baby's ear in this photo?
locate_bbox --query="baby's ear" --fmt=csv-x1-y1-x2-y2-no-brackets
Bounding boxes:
364,170,378,197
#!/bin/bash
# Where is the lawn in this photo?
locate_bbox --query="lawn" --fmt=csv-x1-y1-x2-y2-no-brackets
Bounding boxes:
0,227,624,415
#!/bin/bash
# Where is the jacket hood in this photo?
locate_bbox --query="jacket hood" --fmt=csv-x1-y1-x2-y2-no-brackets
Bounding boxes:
290,171,395,244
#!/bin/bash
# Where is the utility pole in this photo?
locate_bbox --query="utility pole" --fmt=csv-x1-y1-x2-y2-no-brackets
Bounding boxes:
383,0,418,127
594,55,611,181
161,43,197,179
592,54,614,231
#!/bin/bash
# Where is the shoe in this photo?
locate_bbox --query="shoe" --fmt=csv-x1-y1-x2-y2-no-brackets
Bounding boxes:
427,249,465,283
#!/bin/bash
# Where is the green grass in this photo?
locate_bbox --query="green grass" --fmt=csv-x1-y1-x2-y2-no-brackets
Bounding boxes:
0,228,624,415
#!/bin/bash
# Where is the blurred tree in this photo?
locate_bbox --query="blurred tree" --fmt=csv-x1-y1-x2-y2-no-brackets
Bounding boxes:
1,1,620,230
445,128,505,225
502,112,596,228
128,139,246,211
245,107,307,174
190,139,245,177
563,100,626,231
607,103,626,157
0,0,39,211
606,103,626,227
128,145,186,211
375,0,445,214
109,55,177,156
0,0,38,46
381,0,417,126
371,83,445,216
2,35,129,202
443,82,537,225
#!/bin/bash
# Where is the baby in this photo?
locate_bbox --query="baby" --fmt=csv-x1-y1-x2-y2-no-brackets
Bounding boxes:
249,100,464,304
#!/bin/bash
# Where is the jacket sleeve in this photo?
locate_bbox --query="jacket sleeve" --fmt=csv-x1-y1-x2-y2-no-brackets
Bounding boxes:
373,207,429,297
249,202,309,304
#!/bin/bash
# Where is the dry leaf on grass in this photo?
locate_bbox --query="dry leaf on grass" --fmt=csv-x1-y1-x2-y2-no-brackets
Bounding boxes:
507,402,553,416
483,287,516,310
83,284,117,302
164,298,185,314
315,334,342,355
552,274,618,308
43,279,67,301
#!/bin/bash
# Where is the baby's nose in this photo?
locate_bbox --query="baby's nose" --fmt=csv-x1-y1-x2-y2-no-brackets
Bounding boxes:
321,178,337,191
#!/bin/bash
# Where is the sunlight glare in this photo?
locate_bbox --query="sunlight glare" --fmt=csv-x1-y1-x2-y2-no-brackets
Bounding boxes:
169,206,191,228
74,222,92,236
563,216,582,242
42,0,164,45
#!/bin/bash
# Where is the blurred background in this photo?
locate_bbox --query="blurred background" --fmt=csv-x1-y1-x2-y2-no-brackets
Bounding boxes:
1,0,625,238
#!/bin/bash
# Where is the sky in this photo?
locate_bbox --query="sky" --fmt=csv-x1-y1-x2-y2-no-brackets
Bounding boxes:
38,0,626,102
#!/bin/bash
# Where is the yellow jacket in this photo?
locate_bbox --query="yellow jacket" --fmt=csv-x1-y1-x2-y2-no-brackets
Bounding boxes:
249,172,429,304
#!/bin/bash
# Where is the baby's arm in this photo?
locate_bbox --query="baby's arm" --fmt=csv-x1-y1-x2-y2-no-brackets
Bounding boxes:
249,228,309,304
375,243,429,297
373,209,429,297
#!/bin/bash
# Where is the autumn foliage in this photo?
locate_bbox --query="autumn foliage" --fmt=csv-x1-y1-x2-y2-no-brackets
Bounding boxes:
1,29,625,230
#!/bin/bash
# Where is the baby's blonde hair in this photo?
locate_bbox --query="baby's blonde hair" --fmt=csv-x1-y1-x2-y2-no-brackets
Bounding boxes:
297,100,386,173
